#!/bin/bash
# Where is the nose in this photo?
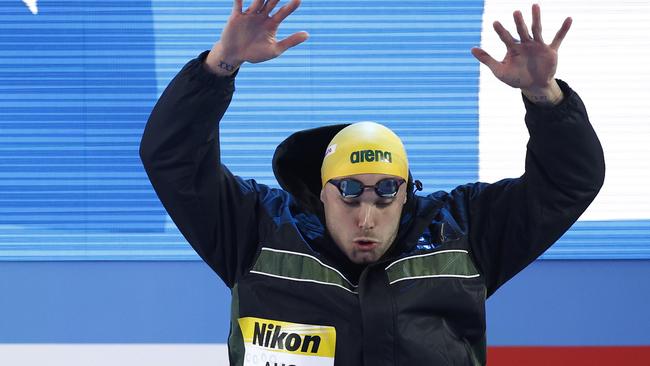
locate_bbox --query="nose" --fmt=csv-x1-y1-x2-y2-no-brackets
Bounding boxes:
357,202,375,230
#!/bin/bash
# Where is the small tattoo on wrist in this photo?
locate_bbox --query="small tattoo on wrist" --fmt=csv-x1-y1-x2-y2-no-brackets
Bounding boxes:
526,93,562,106
219,60,236,72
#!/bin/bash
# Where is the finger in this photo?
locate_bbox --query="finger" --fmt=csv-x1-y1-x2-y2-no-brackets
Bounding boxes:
271,0,301,23
257,0,271,13
550,17,572,50
245,0,264,13
493,21,516,47
531,3,543,42
232,0,243,14
262,0,281,15
471,47,500,72
276,31,309,53
513,10,532,42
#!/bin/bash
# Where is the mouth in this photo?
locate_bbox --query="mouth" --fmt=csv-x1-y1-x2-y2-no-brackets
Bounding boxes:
353,238,379,251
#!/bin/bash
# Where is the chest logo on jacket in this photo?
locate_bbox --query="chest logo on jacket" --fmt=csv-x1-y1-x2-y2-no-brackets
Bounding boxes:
239,317,336,366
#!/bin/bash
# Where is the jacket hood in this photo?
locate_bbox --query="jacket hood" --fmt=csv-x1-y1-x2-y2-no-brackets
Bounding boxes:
272,124,350,214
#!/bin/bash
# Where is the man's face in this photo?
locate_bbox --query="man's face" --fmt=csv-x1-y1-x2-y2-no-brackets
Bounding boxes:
320,173,407,264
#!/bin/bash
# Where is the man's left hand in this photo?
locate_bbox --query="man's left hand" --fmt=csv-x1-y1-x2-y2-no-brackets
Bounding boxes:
471,4,572,106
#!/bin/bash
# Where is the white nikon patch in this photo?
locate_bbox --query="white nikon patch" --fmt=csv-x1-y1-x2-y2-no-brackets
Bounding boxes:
239,317,336,366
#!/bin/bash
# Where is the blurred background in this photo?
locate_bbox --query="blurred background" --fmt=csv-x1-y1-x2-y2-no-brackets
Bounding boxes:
1,0,648,364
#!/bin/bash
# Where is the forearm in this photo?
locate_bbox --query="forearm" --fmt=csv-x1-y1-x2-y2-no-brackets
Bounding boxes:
140,51,235,176
523,79,605,194
524,94,605,229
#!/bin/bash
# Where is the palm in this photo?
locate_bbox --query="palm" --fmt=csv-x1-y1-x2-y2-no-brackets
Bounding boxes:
221,12,280,63
496,40,558,89
471,4,571,91
218,0,308,65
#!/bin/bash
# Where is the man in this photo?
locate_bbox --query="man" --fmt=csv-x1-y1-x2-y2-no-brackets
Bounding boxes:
140,1,605,365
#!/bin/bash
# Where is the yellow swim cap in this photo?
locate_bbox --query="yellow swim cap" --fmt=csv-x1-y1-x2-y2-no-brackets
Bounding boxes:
321,121,408,187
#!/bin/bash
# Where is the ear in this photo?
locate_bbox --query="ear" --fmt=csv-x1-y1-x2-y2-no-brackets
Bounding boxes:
320,188,326,204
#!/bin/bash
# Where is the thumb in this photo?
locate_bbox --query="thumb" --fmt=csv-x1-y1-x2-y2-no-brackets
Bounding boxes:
276,31,309,54
471,47,500,73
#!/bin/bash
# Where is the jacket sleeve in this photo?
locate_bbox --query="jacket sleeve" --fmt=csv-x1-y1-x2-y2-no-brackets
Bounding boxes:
458,80,605,297
139,51,262,287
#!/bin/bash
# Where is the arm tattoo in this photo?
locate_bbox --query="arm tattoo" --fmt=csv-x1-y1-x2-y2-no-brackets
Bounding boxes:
219,60,236,72
525,93,563,106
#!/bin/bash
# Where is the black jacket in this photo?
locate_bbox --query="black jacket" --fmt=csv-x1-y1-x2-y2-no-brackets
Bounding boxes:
140,51,605,366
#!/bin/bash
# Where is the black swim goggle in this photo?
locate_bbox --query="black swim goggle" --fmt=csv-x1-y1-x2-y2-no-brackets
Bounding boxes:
328,178,406,198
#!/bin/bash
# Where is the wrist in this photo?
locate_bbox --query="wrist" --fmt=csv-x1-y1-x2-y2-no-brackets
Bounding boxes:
522,80,564,106
205,43,243,76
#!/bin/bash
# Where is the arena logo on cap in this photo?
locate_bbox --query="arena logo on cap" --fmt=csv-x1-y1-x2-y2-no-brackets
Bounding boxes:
350,149,392,164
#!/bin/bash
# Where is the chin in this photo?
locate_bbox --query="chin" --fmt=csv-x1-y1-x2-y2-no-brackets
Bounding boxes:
350,253,380,265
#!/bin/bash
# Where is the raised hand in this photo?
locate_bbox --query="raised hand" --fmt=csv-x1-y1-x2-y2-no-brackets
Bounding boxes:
471,4,572,105
206,0,309,75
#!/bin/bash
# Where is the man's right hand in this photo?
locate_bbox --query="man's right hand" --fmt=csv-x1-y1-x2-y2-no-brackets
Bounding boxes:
205,0,309,75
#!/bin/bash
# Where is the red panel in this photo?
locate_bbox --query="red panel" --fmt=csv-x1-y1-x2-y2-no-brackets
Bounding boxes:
488,347,650,366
